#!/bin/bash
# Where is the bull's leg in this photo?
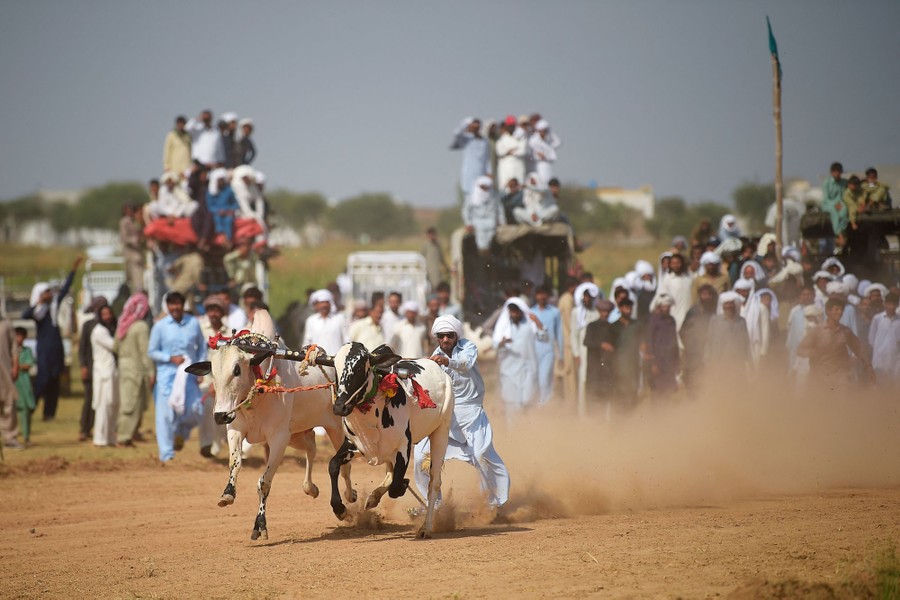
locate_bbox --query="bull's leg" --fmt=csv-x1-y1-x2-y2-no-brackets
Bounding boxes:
324,424,356,503
419,420,450,539
388,424,413,499
219,427,244,507
289,430,318,498
328,437,357,521
365,466,394,510
251,434,288,541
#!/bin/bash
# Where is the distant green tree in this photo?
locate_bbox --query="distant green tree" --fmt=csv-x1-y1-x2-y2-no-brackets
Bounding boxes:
327,193,417,241
733,182,775,233
0,194,47,224
74,181,147,230
267,189,328,229
646,197,730,241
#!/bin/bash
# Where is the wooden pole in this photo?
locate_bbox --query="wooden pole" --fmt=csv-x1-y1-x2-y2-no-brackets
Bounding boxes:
772,55,784,257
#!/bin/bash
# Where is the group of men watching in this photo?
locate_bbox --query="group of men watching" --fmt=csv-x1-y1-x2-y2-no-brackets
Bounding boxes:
452,114,567,253
119,110,270,316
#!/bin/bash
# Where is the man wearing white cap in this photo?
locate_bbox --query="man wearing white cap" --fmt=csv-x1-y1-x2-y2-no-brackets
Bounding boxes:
571,282,600,413
692,251,731,303
302,290,347,355
413,315,509,509
527,120,558,184
390,301,427,358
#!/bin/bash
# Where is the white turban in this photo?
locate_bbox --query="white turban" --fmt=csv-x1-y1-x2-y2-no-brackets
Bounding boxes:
717,291,744,315
720,214,739,234
700,251,721,266
813,270,835,283
309,289,337,315
634,260,654,277
740,260,765,282
492,298,537,346
469,175,494,207
238,118,253,128
782,246,801,262
161,171,179,184
30,282,50,308
655,293,675,307
733,279,753,292
574,282,600,328
400,300,420,314
535,119,549,131
866,283,889,299
803,305,822,320
825,281,847,297
432,315,463,339
208,167,229,195
221,111,238,123
821,257,846,277
715,237,743,256
842,274,859,294
254,171,266,185
857,280,872,297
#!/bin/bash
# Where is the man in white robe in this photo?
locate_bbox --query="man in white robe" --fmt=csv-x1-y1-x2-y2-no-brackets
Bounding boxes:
348,303,385,352
571,282,600,415
380,292,403,343
390,301,427,358
527,120,558,184
302,289,347,355
868,292,900,386
492,299,546,417
463,175,505,252
652,253,693,329
185,110,225,167
413,316,510,508
495,116,527,190
513,172,559,227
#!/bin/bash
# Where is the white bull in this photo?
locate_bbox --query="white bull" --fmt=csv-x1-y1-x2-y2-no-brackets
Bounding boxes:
322,342,454,538
186,310,355,540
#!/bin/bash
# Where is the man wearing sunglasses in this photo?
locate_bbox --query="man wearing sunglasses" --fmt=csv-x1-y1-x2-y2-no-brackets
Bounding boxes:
412,315,510,511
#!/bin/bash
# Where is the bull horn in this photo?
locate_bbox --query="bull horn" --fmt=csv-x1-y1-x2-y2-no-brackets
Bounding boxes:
249,350,274,366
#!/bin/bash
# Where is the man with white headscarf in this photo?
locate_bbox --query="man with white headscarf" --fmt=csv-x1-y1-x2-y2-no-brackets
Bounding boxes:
767,246,805,299
632,260,657,320
718,214,742,240
744,288,780,369
463,175,505,252
450,118,492,196
514,172,560,227
413,315,510,509
571,282,600,414
704,291,750,371
493,298,546,415
692,251,730,303
231,165,265,224
652,253,692,329
528,120,558,184
812,270,834,312
389,301,427,358
23,257,82,421
149,172,198,219
302,289,347,355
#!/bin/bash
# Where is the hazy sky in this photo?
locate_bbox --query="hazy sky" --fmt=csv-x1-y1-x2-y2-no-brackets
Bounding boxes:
1,1,898,207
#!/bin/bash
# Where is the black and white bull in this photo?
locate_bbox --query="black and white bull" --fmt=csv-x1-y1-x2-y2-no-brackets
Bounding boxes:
319,342,454,538
186,310,355,541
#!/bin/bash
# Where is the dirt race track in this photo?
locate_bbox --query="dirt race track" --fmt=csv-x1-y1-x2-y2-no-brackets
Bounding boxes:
0,455,897,599
2,387,900,598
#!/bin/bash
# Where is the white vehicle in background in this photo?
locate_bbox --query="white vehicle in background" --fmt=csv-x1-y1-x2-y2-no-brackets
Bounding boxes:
77,245,127,332
345,251,495,360
345,251,428,308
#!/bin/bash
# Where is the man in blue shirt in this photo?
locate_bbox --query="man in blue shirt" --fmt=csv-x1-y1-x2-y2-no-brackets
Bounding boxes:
450,117,491,196
148,292,207,462
531,285,564,404
413,315,509,508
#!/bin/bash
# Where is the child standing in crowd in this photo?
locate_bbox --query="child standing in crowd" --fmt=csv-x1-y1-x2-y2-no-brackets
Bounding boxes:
13,327,35,445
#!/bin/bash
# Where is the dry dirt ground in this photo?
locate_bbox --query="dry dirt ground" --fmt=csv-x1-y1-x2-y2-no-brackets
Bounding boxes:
0,454,898,599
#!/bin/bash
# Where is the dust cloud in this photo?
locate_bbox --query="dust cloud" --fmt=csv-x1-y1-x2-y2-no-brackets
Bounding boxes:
481,369,900,522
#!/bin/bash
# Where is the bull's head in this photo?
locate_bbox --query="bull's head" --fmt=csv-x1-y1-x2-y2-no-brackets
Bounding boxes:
186,333,276,425
331,343,401,417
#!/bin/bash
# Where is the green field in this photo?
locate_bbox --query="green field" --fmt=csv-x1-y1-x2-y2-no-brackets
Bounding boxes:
1,237,669,319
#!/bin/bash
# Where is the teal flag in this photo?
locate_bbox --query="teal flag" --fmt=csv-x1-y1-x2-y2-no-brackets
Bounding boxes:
767,16,782,80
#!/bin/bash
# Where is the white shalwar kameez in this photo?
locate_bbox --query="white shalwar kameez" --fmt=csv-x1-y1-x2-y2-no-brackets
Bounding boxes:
413,334,509,508
90,324,119,446
492,299,545,414
463,176,505,251
390,319,426,358
868,310,900,386
302,312,347,356
495,132,526,190
571,283,600,414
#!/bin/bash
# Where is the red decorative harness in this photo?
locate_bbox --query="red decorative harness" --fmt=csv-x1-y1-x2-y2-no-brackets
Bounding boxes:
357,371,437,414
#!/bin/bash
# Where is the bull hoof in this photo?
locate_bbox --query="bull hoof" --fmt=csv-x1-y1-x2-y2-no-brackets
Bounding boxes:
416,525,432,539
218,494,235,507
345,489,358,503
333,507,348,521
303,483,320,499
250,529,268,541
364,494,380,511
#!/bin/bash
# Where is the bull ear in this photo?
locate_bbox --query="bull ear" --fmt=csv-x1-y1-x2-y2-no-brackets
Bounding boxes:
249,351,273,367
314,355,334,368
186,361,211,376
369,344,401,369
